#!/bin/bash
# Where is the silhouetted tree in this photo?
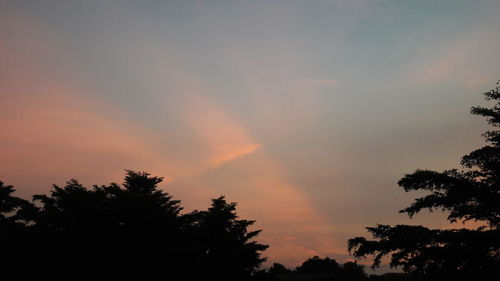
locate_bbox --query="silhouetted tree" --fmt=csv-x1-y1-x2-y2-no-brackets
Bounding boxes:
251,263,292,281
268,262,292,279
341,261,367,280
188,196,268,280
22,170,186,274
1,171,269,277
0,181,36,251
296,256,341,274
348,81,500,280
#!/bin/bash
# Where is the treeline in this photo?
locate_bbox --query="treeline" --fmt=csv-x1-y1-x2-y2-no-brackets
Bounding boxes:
254,256,381,281
1,170,267,279
1,171,374,281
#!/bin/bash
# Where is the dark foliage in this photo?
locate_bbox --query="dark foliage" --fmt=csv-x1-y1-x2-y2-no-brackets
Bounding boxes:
268,262,293,279
341,261,367,280
1,172,374,280
0,181,37,253
0,170,267,279
348,81,500,280
186,196,269,280
296,256,341,274
254,257,368,281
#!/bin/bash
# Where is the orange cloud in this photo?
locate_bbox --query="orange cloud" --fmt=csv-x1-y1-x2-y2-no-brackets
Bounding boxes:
153,72,263,174
182,97,261,169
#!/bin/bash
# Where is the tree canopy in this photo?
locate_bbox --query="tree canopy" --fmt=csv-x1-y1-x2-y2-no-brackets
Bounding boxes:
348,81,500,280
2,170,374,280
0,170,268,279
254,257,368,281
296,256,341,274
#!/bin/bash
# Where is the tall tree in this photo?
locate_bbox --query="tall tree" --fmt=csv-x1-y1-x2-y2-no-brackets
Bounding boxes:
348,81,500,280
188,196,268,280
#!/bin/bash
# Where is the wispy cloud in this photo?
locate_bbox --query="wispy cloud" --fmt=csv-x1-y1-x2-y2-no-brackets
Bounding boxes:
405,30,499,88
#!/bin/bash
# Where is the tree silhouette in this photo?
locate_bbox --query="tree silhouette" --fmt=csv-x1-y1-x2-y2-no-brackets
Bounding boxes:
0,171,268,278
187,196,268,280
23,170,185,274
267,262,292,279
252,257,368,281
348,81,500,280
296,256,341,274
341,261,367,280
0,181,36,252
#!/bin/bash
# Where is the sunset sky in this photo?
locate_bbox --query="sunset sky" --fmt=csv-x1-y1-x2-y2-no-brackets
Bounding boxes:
2,0,500,270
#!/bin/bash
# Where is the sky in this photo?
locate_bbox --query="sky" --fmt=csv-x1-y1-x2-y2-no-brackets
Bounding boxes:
2,0,500,270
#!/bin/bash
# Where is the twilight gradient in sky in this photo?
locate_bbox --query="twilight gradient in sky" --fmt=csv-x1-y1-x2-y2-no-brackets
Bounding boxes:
2,0,500,268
